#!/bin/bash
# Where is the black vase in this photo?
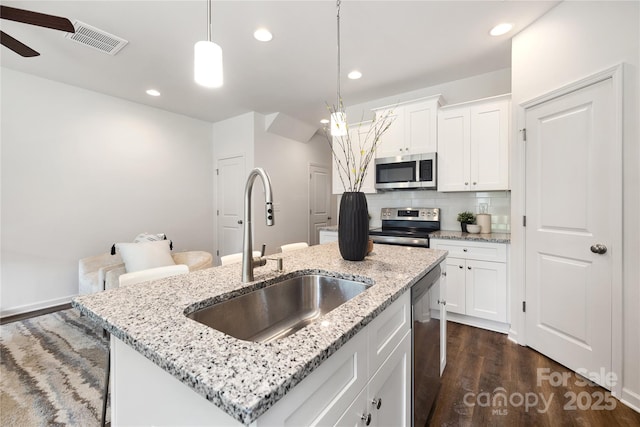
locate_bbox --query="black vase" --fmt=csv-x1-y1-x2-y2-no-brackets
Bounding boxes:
461,222,468,233
338,192,369,261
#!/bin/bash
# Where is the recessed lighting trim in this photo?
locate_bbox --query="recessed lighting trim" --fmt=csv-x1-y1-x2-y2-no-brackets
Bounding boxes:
146,89,161,96
490,23,513,36
254,28,273,42
347,70,362,80
320,119,330,124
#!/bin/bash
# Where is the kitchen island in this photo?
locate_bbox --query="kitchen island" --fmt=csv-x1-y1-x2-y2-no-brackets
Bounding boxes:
73,242,446,425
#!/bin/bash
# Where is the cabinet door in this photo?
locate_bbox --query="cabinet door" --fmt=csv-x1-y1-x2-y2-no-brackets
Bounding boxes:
465,259,507,322
437,108,470,191
332,122,376,194
470,99,510,191
405,100,438,154
319,230,338,244
374,107,404,158
444,257,466,315
369,331,411,427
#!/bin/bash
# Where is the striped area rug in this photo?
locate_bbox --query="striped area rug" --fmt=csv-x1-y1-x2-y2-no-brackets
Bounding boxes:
0,309,108,426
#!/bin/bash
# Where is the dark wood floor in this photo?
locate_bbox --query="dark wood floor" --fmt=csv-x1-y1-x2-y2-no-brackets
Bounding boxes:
428,322,640,427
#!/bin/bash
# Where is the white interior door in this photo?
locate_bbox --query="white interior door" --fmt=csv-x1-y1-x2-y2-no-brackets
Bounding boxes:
309,164,331,245
524,77,619,388
217,155,245,263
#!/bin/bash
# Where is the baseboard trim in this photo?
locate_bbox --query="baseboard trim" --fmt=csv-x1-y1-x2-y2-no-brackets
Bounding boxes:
1,295,75,320
621,387,640,414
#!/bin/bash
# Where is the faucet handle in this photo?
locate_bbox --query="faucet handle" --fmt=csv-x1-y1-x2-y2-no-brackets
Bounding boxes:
260,243,266,257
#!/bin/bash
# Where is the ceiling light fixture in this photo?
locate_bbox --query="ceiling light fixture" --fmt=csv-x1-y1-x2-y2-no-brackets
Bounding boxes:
330,0,347,137
320,119,330,124
490,23,513,36
347,70,362,80
146,89,161,97
253,28,273,42
194,0,223,88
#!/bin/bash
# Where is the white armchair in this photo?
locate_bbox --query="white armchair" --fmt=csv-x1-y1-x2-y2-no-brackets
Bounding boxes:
78,250,212,295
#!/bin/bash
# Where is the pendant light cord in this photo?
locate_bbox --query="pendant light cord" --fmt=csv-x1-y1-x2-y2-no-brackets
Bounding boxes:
207,0,212,42
336,0,341,109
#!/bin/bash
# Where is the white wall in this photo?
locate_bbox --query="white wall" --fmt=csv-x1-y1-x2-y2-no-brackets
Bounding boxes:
510,1,640,410
1,68,214,316
254,114,334,253
341,69,513,228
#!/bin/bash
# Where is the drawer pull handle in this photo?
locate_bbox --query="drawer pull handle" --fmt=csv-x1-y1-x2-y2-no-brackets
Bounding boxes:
372,398,382,410
361,413,372,425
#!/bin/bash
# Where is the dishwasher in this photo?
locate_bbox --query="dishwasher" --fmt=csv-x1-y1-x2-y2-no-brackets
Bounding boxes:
411,263,442,427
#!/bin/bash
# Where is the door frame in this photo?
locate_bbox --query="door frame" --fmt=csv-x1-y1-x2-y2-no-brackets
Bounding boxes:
511,64,623,398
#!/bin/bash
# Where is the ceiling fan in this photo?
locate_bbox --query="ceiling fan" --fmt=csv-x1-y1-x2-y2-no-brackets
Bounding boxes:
0,5,75,57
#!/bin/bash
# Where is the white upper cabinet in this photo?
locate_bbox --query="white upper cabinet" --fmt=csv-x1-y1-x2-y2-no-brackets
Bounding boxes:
437,95,511,192
374,95,443,158
332,121,377,194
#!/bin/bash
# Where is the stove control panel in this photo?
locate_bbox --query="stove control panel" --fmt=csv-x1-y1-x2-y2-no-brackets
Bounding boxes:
380,207,440,222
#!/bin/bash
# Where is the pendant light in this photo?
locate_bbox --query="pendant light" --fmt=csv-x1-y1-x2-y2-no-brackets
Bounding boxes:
330,0,347,136
194,0,223,88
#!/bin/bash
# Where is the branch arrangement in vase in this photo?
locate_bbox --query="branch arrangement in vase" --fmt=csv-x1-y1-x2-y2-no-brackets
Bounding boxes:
324,102,396,192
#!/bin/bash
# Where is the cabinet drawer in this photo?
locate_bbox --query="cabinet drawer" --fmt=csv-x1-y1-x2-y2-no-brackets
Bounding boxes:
431,239,506,262
367,292,410,377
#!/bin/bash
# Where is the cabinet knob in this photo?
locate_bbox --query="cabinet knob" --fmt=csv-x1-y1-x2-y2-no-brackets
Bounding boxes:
442,272,447,277
590,244,607,254
372,397,382,410
361,413,372,425
465,182,469,186
459,265,463,269
442,300,447,306
463,248,468,252
237,220,243,225
472,182,477,185
468,266,472,270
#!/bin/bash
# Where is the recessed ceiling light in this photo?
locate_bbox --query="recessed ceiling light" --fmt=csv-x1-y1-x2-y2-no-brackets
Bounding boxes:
146,89,161,96
254,28,273,42
490,23,513,36
320,119,330,124
347,70,362,80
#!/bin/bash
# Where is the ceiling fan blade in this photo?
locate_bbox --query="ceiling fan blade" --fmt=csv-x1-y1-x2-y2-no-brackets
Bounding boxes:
0,30,39,57
0,5,75,33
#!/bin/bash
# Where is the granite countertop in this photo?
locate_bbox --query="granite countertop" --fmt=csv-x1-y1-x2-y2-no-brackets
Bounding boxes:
72,243,446,425
430,230,511,244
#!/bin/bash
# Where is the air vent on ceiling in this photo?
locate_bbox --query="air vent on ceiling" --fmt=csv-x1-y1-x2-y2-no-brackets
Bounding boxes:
64,20,128,55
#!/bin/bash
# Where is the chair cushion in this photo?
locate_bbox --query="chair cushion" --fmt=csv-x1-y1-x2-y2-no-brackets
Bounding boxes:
116,240,175,273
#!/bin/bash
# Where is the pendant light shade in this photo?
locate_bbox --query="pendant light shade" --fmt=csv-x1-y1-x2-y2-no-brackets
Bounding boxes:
194,0,223,88
194,40,223,88
330,111,347,136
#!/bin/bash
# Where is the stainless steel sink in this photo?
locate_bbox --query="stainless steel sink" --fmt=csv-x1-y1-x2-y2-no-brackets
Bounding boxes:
186,274,371,343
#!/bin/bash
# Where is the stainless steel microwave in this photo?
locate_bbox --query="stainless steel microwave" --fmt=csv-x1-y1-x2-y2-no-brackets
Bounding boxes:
375,153,437,190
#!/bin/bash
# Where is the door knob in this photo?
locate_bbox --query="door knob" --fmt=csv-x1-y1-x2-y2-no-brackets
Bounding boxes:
590,244,607,254
360,413,372,425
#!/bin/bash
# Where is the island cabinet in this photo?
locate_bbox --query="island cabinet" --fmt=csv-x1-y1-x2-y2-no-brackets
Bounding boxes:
430,239,509,333
373,95,443,159
332,120,377,194
437,95,510,192
111,291,411,426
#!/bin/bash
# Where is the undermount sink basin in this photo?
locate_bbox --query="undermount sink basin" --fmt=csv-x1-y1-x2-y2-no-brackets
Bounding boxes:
186,274,372,343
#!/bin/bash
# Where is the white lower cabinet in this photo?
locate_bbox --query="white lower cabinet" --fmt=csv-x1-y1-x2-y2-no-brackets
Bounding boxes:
336,331,411,427
431,239,509,333
257,292,411,426
319,230,339,244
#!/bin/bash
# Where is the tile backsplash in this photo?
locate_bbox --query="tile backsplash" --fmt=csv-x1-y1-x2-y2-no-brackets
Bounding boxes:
362,190,511,232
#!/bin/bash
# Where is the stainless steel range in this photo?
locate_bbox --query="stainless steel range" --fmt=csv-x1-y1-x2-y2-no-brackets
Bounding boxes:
368,207,440,248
